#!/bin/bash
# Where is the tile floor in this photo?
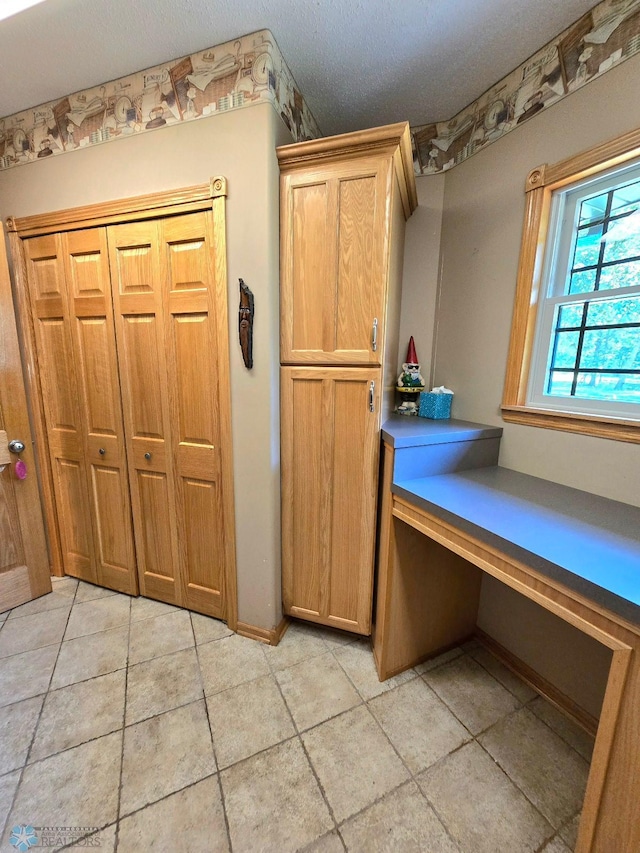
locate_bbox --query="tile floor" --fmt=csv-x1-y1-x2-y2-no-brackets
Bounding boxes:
0,576,594,852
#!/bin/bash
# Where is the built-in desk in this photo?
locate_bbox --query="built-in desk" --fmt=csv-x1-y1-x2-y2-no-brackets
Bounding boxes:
373,415,640,853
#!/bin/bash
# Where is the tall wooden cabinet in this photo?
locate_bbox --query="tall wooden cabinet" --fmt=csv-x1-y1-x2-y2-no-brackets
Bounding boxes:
278,123,417,635
9,182,237,624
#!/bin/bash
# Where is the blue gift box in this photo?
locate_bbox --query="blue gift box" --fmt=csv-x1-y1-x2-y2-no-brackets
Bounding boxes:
419,391,453,419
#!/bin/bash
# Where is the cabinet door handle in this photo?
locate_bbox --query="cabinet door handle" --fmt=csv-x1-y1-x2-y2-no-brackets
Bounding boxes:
371,318,378,352
369,381,375,413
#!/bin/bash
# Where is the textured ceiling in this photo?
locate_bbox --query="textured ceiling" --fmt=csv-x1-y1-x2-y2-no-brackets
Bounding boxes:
1,0,599,135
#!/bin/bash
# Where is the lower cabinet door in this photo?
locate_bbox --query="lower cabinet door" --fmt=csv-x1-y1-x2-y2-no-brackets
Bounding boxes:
281,366,381,634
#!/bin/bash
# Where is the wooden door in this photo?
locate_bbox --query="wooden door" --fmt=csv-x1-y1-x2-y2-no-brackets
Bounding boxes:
281,366,381,634
22,234,97,584
109,210,234,619
62,229,137,594
0,233,51,612
280,157,391,366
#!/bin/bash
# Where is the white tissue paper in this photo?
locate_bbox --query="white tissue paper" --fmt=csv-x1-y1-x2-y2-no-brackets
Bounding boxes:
430,386,454,394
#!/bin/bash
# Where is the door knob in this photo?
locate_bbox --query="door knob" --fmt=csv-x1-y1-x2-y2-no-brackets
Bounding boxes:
8,440,25,454
99,448,106,455
144,452,152,460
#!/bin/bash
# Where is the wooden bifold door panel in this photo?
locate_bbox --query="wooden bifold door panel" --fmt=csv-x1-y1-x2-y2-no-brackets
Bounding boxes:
109,212,229,616
15,186,235,622
281,366,381,634
23,230,137,593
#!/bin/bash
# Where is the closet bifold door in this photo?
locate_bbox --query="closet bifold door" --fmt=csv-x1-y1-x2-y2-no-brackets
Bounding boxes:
62,229,138,594
108,211,229,619
23,234,96,584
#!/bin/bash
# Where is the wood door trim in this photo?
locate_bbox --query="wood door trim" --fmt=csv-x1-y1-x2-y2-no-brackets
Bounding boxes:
6,177,228,238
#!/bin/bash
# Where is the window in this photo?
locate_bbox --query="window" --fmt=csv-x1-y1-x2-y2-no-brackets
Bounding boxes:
502,128,640,443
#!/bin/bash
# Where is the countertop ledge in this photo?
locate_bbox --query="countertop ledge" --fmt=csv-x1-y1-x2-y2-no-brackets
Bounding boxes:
393,465,640,626
381,414,503,448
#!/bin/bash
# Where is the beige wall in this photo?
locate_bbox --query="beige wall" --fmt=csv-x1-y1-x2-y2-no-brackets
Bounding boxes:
398,174,445,384
0,103,292,631
417,53,640,713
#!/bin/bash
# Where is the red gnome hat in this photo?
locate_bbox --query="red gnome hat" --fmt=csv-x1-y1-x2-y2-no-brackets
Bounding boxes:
405,336,418,364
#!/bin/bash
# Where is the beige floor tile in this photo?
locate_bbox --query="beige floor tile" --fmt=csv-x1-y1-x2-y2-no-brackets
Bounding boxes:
417,741,552,853
469,646,537,704
191,612,233,644
128,609,194,665
527,696,595,762
333,641,416,701
7,589,74,620
263,621,330,671
74,581,118,604
65,595,130,640
30,670,126,762
276,652,361,732
423,655,520,734
315,626,359,647
0,606,69,658
4,732,122,844
0,645,58,707
541,838,572,853
92,824,116,852
51,626,129,690
0,771,20,838
340,780,459,853
221,738,333,852
129,595,178,622
198,633,270,696
0,611,7,625
120,700,216,816
302,831,345,852
0,695,43,774
206,673,295,768
126,647,203,725
479,708,589,829
50,576,79,598
302,705,409,823
415,647,464,674
118,775,228,852
559,812,581,849
369,678,470,774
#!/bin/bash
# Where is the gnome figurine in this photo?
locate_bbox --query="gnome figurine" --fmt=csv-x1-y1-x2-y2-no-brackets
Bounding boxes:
396,337,425,415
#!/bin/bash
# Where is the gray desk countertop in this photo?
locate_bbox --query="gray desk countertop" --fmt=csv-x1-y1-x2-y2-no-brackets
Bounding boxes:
381,414,503,448
393,466,640,627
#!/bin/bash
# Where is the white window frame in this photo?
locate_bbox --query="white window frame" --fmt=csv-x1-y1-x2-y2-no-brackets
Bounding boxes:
527,161,640,420
502,127,640,444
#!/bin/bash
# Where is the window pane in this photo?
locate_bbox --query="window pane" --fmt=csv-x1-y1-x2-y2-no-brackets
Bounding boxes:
572,227,602,270
573,372,640,404
587,295,640,325
550,330,579,368
547,370,574,397
610,183,640,217
578,192,608,227
579,327,639,370
602,230,640,264
597,258,640,290
568,268,597,294
558,303,584,328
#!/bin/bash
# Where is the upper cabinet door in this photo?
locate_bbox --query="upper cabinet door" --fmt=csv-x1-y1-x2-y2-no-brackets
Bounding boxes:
280,158,391,365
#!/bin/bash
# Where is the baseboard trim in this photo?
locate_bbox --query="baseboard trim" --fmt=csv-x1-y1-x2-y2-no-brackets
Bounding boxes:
476,628,599,737
236,616,290,646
